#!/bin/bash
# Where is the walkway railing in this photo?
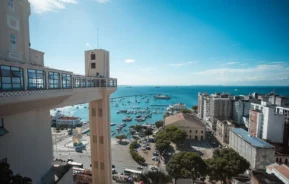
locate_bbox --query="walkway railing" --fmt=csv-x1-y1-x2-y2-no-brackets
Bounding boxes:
0,63,117,93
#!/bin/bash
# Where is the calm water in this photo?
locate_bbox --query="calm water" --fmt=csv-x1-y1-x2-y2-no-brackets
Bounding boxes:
51,86,289,137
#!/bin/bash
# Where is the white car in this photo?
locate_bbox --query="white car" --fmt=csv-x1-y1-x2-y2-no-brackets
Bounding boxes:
151,166,158,171
152,156,159,161
137,166,143,170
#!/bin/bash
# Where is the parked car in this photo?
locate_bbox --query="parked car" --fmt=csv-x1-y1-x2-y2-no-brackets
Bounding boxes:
146,146,151,150
137,166,143,170
152,156,159,161
67,158,73,162
112,164,115,168
151,166,158,171
153,152,159,156
141,147,146,151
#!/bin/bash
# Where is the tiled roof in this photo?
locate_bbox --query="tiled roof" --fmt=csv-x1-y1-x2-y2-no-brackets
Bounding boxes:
165,113,205,129
58,116,79,120
274,165,289,180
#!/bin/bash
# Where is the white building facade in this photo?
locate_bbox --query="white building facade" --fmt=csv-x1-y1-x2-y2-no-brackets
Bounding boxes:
250,102,285,143
56,116,81,126
229,128,275,170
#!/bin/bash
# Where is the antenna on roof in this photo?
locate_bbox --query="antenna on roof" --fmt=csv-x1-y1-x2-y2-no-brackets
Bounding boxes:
97,28,99,49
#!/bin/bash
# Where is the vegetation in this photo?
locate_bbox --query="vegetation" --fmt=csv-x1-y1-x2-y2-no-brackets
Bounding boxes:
180,108,191,114
133,125,143,132
206,148,250,184
129,141,145,163
0,163,32,184
144,129,153,138
115,134,127,142
154,126,187,153
192,105,198,112
155,120,164,128
166,152,207,183
139,171,172,184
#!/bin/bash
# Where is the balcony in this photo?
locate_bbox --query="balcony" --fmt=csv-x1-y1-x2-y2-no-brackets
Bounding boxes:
0,61,117,116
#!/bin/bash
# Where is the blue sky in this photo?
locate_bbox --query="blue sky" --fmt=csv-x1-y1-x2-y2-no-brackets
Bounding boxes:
28,0,289,86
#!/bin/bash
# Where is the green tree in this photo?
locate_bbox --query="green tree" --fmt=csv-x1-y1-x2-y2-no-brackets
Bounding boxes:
192,105,198,112
144,129,153,138
180,109,191,114
155,120,164,128
115,134,126,142
133,125,142,132
0,163,32,184
139,171,172,184
171,129,187,143
166,152,207,184
155,140,170,154
206,148,250,184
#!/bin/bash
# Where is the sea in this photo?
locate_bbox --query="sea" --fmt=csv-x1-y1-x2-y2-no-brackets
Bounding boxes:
50,86,289,137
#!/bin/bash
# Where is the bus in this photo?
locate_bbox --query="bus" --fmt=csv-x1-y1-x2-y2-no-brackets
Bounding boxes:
123,168,142,176
73,167,85,174
68,161,83,168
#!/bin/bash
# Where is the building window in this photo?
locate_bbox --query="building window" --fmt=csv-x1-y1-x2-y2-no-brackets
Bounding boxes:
10,34,16,50
62,74,71,88
91,54,95,60
8,0,14,11
190,130,192,133
91,63,96,69
74,77,80,88
201,131,203,134
27,69,45,89
87,79,91,87
0,118,9,136
81,78,86,87
0,65,23,91
91,79,96,87
196,130,198,133
48,72,60,89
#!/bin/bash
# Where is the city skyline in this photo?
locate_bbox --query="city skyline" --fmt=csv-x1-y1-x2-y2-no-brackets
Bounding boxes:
29,0,289,86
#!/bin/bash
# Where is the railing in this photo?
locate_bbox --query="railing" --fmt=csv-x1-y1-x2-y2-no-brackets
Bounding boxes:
0,63,117,93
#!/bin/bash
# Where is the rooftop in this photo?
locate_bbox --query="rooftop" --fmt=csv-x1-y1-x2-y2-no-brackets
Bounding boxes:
58,116,80,120
252,170,283,184
274,164,289,180
231,128,274,149
165,113,205,129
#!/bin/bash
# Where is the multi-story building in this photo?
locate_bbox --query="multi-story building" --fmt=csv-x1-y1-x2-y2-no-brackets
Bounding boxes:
250,101,285,143
216,119,235,144
0,1,117,184
276,106,289,150
209,93,232,130
232,99,251,124
229,128,275,170
165,113,206,140
203,96,211,120
198,92,208,118
56,116,81,126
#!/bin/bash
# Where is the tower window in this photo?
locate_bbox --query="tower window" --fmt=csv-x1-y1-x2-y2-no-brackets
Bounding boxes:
10,34,16,50
8,0,14,11
91,63,96,69
91,54,95,60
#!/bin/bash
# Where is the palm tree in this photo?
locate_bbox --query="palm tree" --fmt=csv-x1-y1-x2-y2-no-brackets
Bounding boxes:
139,171,172,184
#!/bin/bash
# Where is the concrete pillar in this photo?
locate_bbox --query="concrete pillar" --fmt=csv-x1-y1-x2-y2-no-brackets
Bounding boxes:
89,91,112,184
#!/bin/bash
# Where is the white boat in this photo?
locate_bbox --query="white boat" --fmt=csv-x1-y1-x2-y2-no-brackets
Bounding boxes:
110,123,116,126
154,94,171,100
122,116,132,122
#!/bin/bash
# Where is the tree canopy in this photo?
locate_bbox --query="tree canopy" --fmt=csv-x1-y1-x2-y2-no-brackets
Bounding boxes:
115,134,126,142
155,120,164,128
139,171,172,184
192,105,198,112
0,163,32,184
144,129,153,138
133,125,142,132
166,152,207,183
180,109,191,114
206,148,250,183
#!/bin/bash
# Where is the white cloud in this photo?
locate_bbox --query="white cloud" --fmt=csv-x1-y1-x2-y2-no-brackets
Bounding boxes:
271,61,284,64
85,43,91,49
167,63,186,67
125,59,135,63
188,61,199,64
29,0,109,14
140,68,155,72
95,0,110,3
221,62,240,65
191,64,289,84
